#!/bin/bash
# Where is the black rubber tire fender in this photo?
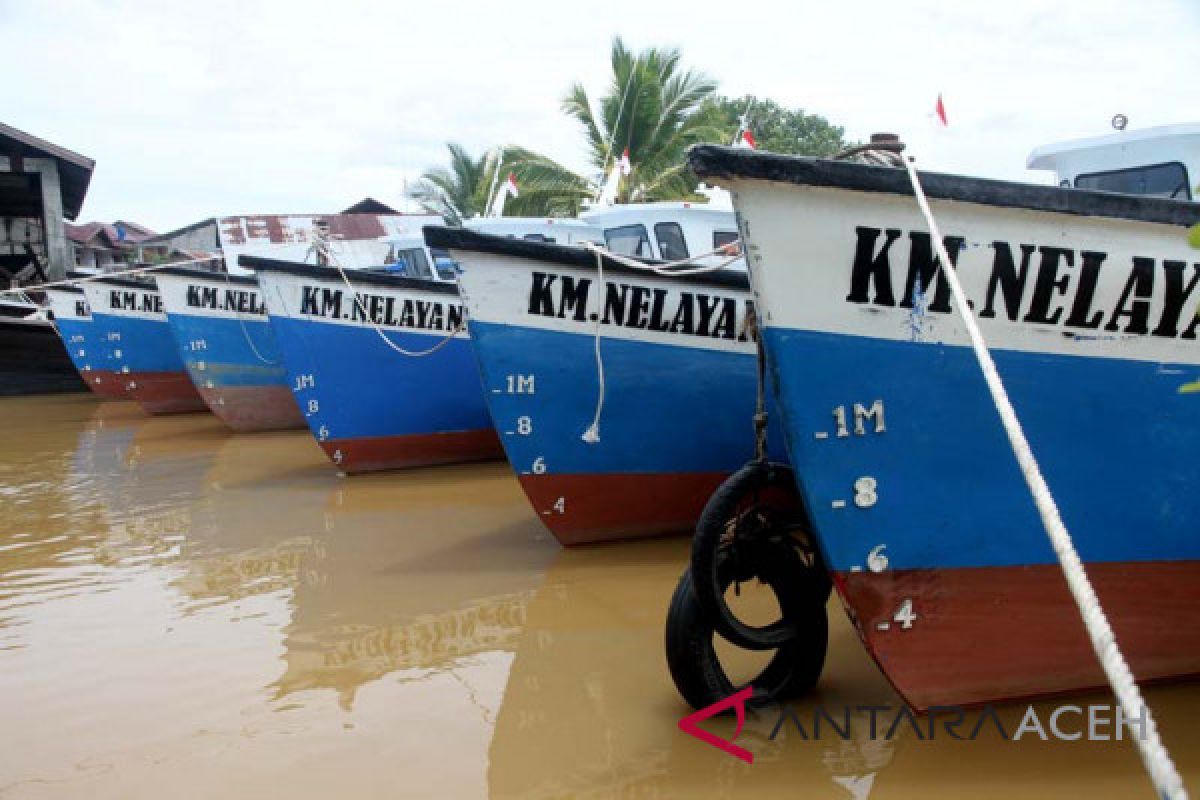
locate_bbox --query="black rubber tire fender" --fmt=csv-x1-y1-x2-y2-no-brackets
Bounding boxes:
665,558,828,711
690,462,827,650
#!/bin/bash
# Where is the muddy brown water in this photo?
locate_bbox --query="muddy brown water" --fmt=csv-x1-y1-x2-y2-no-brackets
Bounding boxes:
1,395,1197,798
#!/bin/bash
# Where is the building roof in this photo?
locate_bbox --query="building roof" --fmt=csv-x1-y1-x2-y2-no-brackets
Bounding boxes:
341,197,398,214
65,220,159,249
0,121,95,220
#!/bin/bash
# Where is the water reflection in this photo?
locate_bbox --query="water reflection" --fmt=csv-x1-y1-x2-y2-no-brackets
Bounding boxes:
0,396,1197,799
270,465,554,708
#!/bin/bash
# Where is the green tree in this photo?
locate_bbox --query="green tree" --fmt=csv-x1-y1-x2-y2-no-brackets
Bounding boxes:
562,36,725,203
698,95,851,157
409,143,590,224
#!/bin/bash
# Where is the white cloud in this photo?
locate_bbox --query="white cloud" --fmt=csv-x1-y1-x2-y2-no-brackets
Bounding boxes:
1,0,1196,230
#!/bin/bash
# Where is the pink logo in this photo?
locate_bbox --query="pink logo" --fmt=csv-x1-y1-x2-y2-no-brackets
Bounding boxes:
678,686,754,764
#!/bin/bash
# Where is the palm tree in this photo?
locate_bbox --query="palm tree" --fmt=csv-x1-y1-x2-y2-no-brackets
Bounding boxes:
409,143,591,224
562,37,724,203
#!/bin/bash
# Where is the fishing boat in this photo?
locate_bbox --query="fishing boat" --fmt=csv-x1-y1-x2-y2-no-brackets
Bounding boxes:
80,276,208,414
43,285,127,398
426,203,787,546
245,235,502,473
687,122,1200,709
155,267,303,431
152,212,440,432
0,293,86,396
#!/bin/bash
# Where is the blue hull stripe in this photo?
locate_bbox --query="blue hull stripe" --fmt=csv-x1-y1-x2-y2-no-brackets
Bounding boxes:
89,312,188,372
469,320,787,476
765,326,1200,571
267,315,493,440
165,313,290,389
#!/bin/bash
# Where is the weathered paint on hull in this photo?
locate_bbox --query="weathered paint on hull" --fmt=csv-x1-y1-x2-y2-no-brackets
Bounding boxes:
156,272,305,432
695,145,1200,707
82,368,129,399
195,384,304,431
319,429,503,474
516,471,731,545
124,369,209,414
838,561,1200,710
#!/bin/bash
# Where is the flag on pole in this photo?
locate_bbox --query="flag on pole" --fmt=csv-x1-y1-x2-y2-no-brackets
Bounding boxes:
504,172,519,198
935,93,948,126
736,129,757,150
618,148,632,176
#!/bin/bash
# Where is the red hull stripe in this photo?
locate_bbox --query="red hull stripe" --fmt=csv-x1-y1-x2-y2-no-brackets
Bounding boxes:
837,561,1200,710
123,370,209,415
82,369,130,399
517,471,733,546
321,429,504,473
197,385,305,432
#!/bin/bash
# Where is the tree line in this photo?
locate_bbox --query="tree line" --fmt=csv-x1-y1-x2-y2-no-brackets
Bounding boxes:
408,37,851,223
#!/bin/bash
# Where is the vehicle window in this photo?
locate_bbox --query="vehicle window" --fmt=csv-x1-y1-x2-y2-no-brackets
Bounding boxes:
713,230,740,253
654,222,689,261
430,248,459,281
604,224,652,258
392,247,433,279
523,234,557,243
1075,162,1192,200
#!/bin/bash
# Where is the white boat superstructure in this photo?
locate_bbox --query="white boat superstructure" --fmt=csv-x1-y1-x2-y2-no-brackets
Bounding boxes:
1027,122,1200,201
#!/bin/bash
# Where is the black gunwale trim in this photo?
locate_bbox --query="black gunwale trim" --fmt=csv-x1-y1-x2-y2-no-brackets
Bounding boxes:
43,284,84,295
239,255,459,295
687,145,1200,227
423,226,752,291
86,275,158,290
154,266,257,286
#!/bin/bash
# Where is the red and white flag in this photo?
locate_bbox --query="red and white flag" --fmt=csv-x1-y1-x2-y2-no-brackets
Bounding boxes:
736,129,757,149
935,93,948,126
618,148,632,176
504,171,519,198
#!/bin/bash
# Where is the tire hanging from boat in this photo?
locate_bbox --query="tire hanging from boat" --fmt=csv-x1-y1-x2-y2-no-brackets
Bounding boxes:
665,460,832,709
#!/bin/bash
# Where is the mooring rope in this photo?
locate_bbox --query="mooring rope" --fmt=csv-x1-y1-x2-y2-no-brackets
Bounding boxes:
902,153,1187,800
0,255,222,295
312,238,464,358
218,269,278,366
580,248,607,443
575,241,745,444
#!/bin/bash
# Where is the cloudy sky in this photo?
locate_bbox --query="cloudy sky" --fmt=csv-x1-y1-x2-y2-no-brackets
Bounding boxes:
3,0,1197,232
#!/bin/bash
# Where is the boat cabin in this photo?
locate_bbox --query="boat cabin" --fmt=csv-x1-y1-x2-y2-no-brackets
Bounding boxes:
1027,122,1200,201
581,203,740,265
465,216,602,245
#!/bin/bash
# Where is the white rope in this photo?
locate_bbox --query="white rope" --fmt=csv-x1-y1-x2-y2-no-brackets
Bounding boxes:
574,241,745,444
313,238,464,358
581,248,606,443
0,255,222,295
902,153,1187,800
582,240,742,276
575,241,745,444
218,269,278,366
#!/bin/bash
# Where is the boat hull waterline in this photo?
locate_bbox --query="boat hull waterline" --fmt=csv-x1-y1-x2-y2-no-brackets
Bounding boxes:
248,257,502,473
44,286,127,398
156,270,304,431
80,279,208,414
692,146,1200,709
430,228,788,546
